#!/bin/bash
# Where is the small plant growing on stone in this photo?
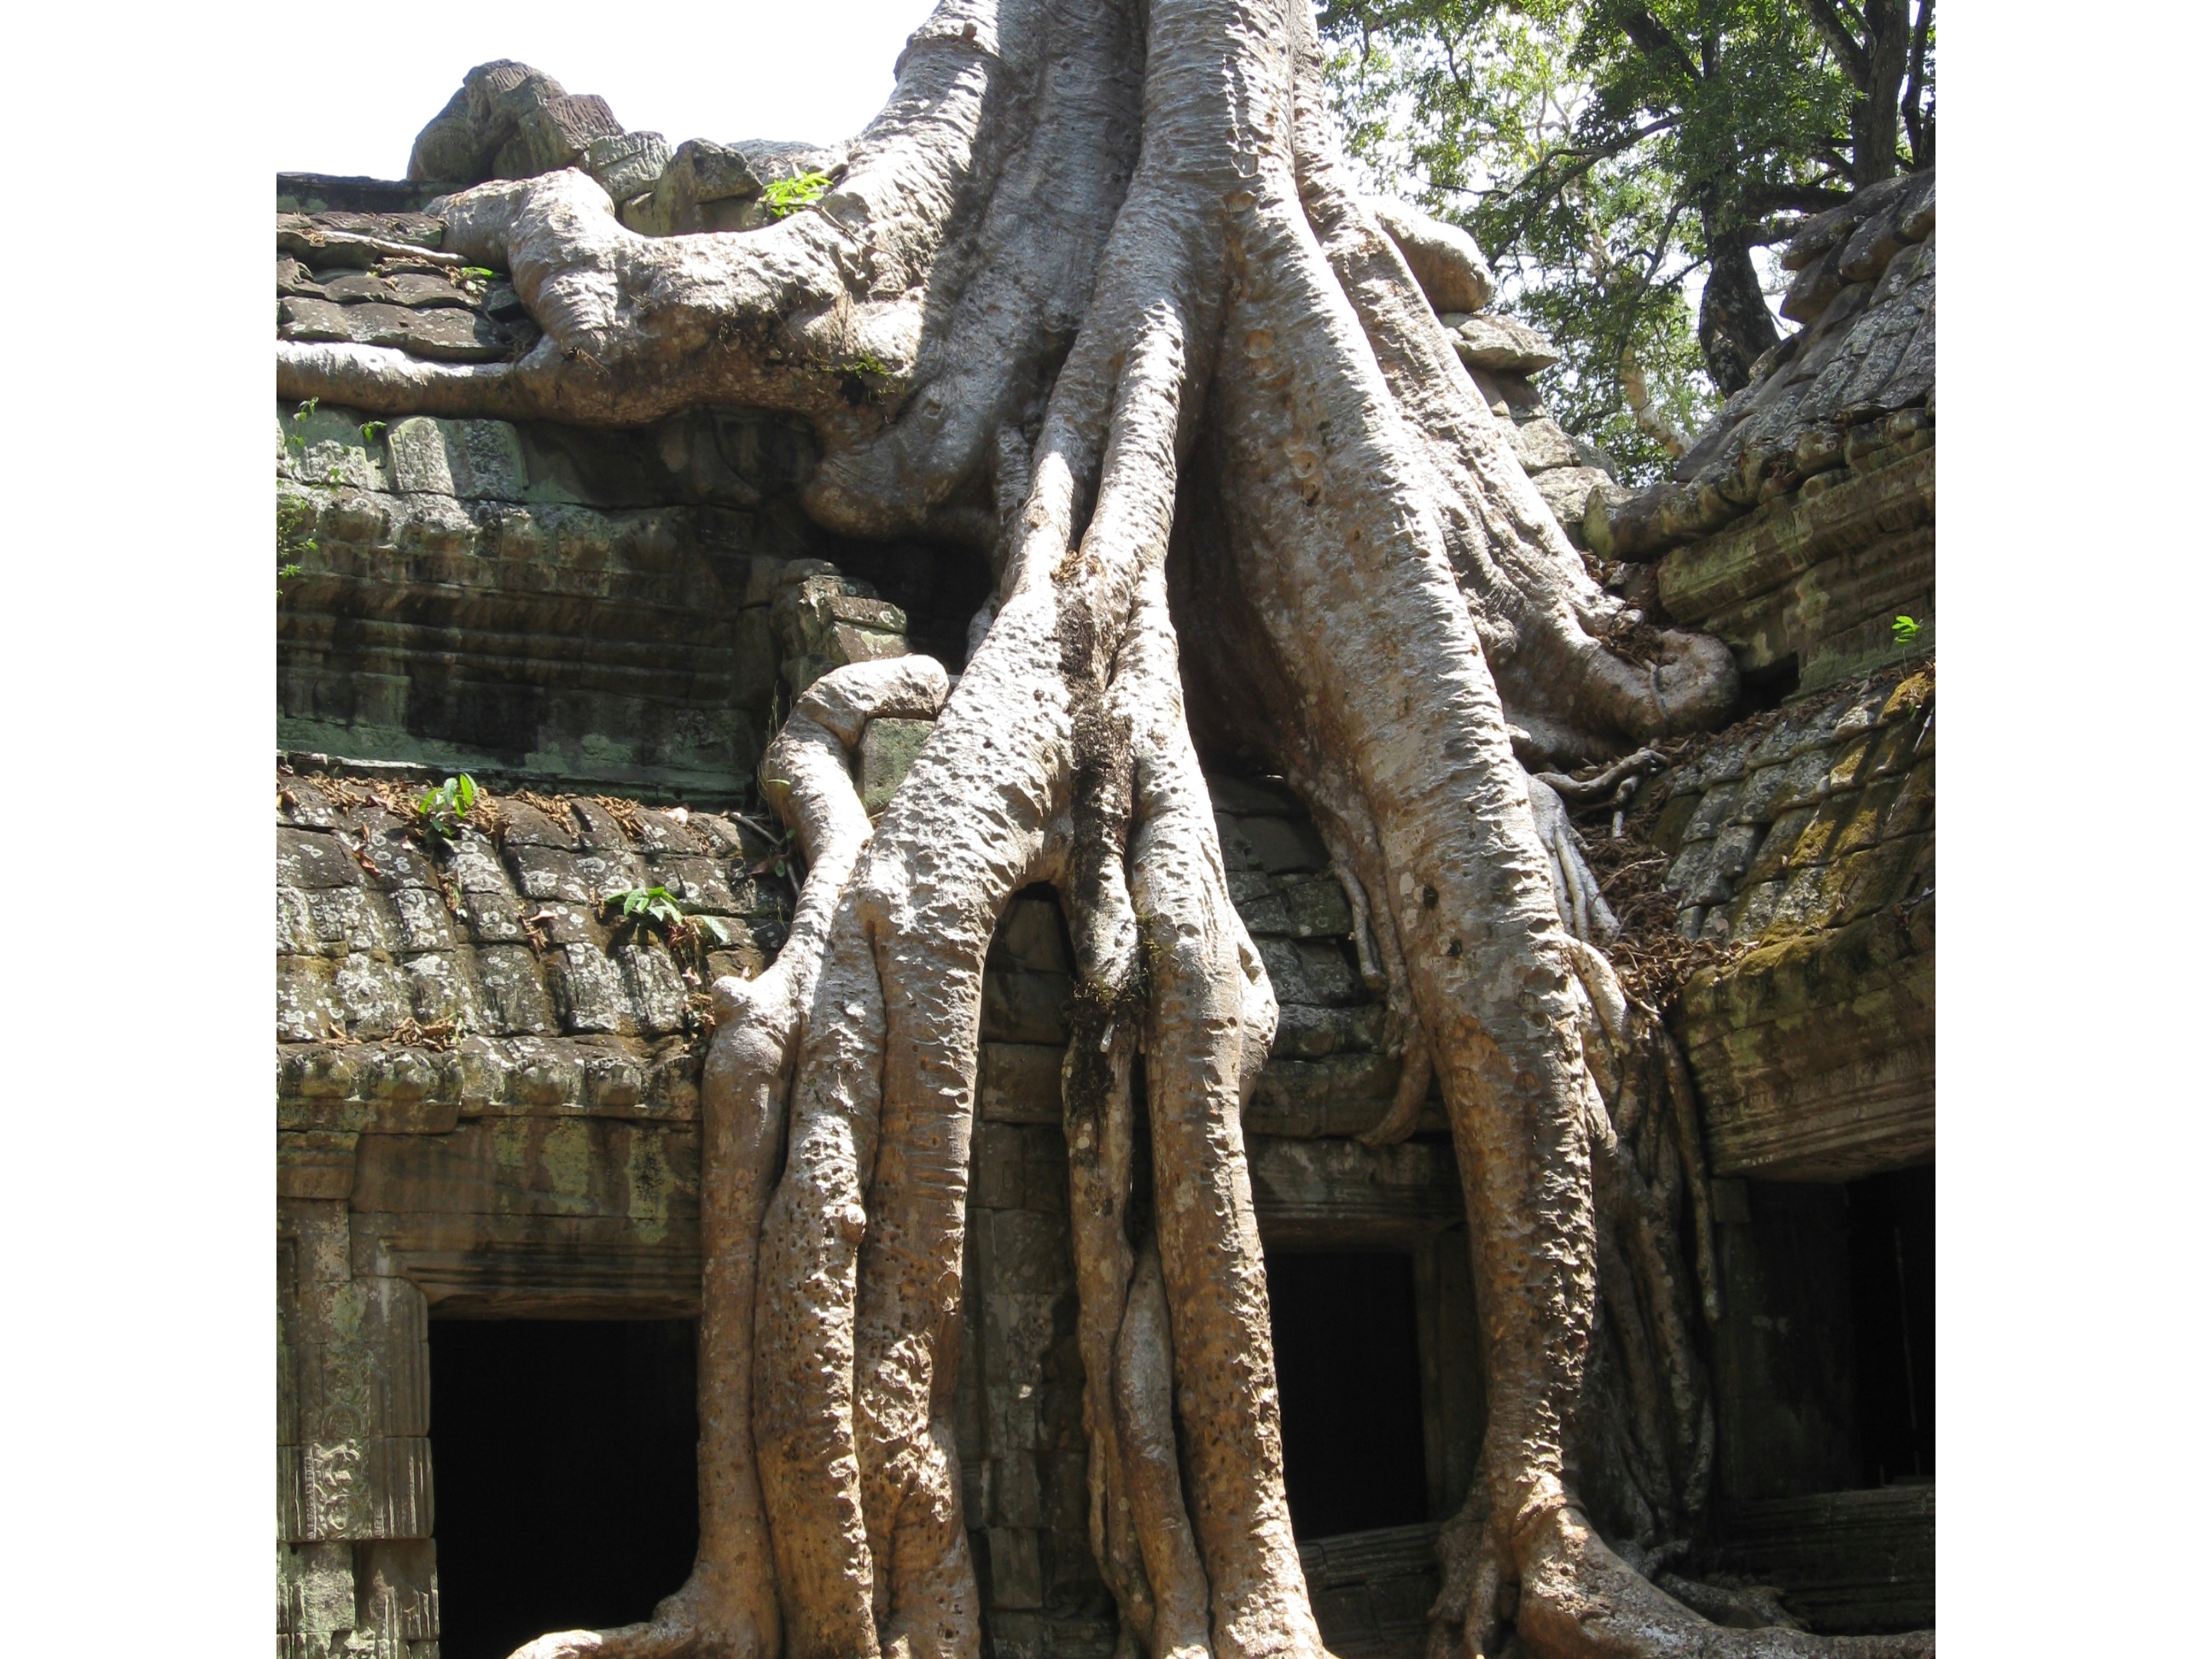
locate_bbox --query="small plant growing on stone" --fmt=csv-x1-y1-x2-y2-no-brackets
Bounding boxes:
277,494,317,597
762,171,832,218
602,885,733,970
1893,614,1922,644
360,421,387,443
415,773,479,838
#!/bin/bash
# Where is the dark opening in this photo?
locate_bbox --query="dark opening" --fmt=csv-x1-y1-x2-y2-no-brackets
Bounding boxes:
1844,1166,1936,1487
429,1319,700,1659
1737,654,1802,716
1265,1250,1429,1537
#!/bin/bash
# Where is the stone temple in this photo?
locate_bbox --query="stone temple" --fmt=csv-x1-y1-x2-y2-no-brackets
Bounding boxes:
275,67,1934,1659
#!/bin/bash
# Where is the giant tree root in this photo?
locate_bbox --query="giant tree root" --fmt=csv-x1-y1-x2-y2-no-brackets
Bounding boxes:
283,1,1931,1656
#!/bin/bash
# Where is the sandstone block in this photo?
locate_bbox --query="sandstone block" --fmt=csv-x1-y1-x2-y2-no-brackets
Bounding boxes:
1505,416,1579,473
859,717,934,816
1450,313,1560,374
586,130,670,201
387,417,530,501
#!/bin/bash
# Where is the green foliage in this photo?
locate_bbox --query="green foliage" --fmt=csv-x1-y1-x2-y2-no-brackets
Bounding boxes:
762,171,833,218
360,421,387,443
602,885,735,958
415,774,478,837
1320,0,1933,484
1892,614,1921,644
276,493,317,598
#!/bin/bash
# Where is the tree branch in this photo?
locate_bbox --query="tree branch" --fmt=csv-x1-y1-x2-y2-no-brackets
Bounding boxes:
1903,0,1934,166
1801,0,1871,89
1620,9,1703,87
1742,180,1854,215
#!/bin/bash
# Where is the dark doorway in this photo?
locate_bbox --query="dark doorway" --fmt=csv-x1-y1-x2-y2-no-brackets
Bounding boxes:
429,1319,701,1658
1265,1251,1429,1537
1844,1167,1936,1486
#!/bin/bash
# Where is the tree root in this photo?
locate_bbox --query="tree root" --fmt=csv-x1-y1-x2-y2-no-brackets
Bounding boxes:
501,657,948,1659
317,3,1933,1656
1515,1506,1932,1659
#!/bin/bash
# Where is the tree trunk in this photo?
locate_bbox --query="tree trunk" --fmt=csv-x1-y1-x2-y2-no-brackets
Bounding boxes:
1695,218,1781,399
277,3,1931,1656
1852,0,1911,186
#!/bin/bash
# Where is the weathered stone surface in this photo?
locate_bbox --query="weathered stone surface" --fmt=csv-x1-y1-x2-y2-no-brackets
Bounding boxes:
1655,444,1933,692
858,716,934,816
1532,465,1621,532
771,564,911,691
1300,1523,1441,1658
585,130,670,201
1366,195,1493,314
1446,312,1560,374
386,417,529,499
1505,416,1579,473
507,93,621,176
1674,906,1933,1183
1714,1485,1935,1634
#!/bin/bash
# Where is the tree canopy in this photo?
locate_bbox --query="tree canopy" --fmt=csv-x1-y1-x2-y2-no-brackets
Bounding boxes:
1320,0,1935,482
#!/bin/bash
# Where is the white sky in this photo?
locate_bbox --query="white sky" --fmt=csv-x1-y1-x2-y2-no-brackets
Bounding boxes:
274,0,936,178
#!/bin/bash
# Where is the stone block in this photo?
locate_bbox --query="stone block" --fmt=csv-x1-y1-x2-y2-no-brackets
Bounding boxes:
979,1042,1065,1125
278,1540,356,1644
471,944,556,1035
614,940,691,1036
355,1539,439,1644
281,1132,360,1201
335,952,412,1037
1534,464,1620,531
981,970,1071,1045
586,130,669,201
1255,938,1362,1006
282,828,364,890
387,887,460,953
280,957,345,1043
399,306,518,364
307,886,402,957
279,886,323,955
989,898,1068,974
1278,873,1353,938
1232,814,1329,874
859,717,934,816
513,93,621,172
1451,312,1560,373
552,941,636,1034
281,1436,434,1541
1505,416,1579,473
386,416,530,501
399,951,485,1031
985,1528,1045,1610
973,1121,1068,1213
1272,1001,1388,1059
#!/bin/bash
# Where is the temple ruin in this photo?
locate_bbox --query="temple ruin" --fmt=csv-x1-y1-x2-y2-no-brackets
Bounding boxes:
275,60,1934,1659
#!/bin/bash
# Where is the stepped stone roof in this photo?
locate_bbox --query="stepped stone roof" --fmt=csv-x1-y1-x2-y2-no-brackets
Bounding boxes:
1592,168,1934,562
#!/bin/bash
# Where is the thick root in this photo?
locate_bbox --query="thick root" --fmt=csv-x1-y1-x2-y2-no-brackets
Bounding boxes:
499,658,948,1659
1515,1507,1933,1659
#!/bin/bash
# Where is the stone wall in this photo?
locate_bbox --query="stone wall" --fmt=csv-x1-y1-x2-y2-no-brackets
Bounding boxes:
1646,662,1934,1183
276,759,1479,1659
277,399,937,800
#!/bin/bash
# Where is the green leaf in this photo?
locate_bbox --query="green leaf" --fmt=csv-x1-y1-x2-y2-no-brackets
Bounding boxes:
361,421,387,442
455,774,477,814
697,916,732,946
624,889,649,917
762,171,834,218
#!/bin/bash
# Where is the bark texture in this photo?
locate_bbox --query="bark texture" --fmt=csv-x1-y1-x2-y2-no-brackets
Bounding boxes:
278,4,1930,1656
